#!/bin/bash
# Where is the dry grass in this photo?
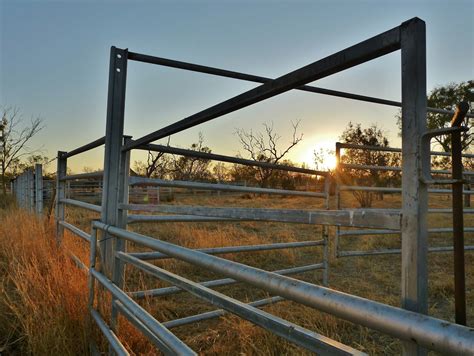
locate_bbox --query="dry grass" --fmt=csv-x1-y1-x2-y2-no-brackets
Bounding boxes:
0,209,89,355
0,192,473,355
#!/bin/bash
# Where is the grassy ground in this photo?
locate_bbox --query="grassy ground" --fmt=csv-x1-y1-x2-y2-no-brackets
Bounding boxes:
0,192,473,355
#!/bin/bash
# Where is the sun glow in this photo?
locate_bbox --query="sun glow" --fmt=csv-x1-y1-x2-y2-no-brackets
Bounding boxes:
323,154,337,171
301,142,338,171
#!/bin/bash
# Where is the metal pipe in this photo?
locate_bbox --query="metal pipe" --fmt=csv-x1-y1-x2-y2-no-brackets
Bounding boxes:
127,214,233,223
90,268,197,355
93,221,474,354
61,172,104,181
338,227,474,236
118,252,363,356
128,263,324,299
60,198,102,213
90,309,129,356
130,240,324,261
112,301,174,354
451,102,469,325
339,186,474,194
126,52,473,119
35,164,43,214
129,176,326,198
120,204,402,230
123,25,401,151
338,245,474,257
58,221,91,242
64,136,105,158
162,296,284,329
337,142,474,158
140,143,328,176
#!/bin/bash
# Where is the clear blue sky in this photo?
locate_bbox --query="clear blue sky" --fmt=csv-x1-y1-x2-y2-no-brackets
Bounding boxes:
1,0,473,172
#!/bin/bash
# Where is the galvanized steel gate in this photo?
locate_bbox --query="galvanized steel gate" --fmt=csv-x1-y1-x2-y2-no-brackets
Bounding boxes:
49,17,474,355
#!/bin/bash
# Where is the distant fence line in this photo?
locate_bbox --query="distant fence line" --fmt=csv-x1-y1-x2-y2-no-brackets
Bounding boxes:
10,164,55,215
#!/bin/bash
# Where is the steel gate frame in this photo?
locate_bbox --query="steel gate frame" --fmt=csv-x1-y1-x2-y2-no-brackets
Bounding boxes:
48,17,474,355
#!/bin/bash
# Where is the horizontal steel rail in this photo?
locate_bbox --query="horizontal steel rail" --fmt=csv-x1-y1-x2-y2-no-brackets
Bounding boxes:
130,240,325,261
127,52,474,119
120,204,402,230
129,176,326,198
339,185,474,194
141,143,328,176
93,222,474,354
429,208,474,214
112,301,174,353
129,263,324,299
339,163,474,176
124,25,401,151
61,172,104,181
68,251,89,272
338,227,474,236
337,142,474,157
90,309,129,356
58,220,91,242
60,198,102,213
162,296,284,329
90,268,197,355
118,251,362,355
338,245,474,258
339,185,401,193
64,136,106,158
127,214,233,223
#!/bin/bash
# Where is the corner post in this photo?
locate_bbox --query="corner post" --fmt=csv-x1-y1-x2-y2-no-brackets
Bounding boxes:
56,151,67,243
35,163,43,214
400,18,428,355
100,46,128,275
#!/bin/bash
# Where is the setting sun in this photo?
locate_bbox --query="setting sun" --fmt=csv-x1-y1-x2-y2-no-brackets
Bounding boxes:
323,154,337,170
301,144,337,171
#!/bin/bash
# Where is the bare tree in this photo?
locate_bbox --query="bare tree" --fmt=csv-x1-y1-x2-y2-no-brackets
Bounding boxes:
134,137,172,178
0,107,44,194
169,133,212,181
235,120,303,187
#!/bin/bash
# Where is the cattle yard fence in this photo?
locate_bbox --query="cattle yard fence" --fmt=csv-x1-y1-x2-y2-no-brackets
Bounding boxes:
334,142,474,257
9,17,474,355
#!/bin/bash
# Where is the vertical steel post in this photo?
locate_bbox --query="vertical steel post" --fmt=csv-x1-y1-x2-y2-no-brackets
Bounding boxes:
322,175,330,286
56,151,67,243
400,18,428,356
100,46,128,275
20,174,24,208
35,163,43,214
110,135,131,333
24,173,27,208
27,169,34,211
334,143,341,257
450,102,469,325
452,129,466,325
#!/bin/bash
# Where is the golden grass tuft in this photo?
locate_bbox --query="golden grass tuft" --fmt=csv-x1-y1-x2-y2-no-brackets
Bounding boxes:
0,209,89,355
